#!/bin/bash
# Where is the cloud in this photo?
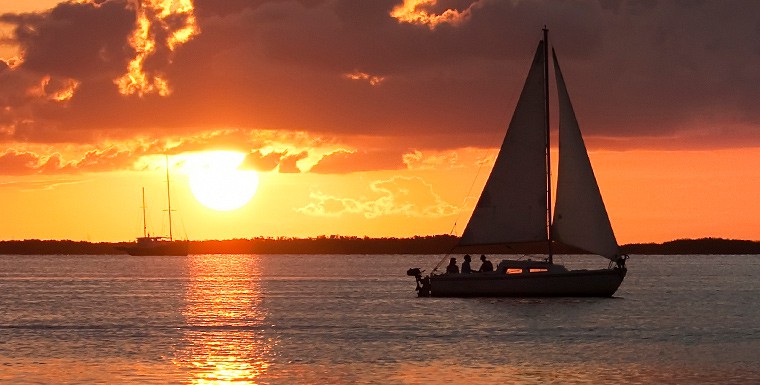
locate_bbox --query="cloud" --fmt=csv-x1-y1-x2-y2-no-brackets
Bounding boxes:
343,70,386,86
241,150,282,172
1,0,759,157
309,149,405,174
402,149,459,170
4,0,601,143
390,0,479,29
307,148,470,174
1,1,134,79
0,149,48,175
0,127,365,176
0,147,135,175
0,1,134,142
242,149,316,174
0,178,84,191
296,175,457,218
279,151,307,173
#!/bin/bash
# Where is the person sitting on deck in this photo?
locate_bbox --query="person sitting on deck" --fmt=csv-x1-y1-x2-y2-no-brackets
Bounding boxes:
461,254,473,273
479,255,493,272
446,257,459,274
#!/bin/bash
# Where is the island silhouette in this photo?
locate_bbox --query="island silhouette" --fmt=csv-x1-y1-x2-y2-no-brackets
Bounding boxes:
0,236,758,255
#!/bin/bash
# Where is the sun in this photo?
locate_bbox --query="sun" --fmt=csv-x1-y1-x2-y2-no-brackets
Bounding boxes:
184,151,259,211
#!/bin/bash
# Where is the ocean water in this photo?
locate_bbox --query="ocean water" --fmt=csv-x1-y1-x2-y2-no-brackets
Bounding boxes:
0,254,758,384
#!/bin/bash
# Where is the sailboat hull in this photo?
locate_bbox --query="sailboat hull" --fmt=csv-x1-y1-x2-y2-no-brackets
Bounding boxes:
429,268,626,297
117,240,189,256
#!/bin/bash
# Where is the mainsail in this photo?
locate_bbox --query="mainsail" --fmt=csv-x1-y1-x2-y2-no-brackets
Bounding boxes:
551,49,620,260
459,41,548,246
458,37,620,260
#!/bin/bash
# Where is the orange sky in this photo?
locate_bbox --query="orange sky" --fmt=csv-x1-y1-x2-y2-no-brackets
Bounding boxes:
1,1,758,244
0,146,757,244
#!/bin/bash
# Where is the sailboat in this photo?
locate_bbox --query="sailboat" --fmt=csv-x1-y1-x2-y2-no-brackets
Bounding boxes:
118,156,189,256
408,28,627,297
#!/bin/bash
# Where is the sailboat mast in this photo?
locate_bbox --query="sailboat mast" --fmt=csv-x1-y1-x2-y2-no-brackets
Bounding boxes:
543,26,553,264
141,187,147,238
165,155,173,241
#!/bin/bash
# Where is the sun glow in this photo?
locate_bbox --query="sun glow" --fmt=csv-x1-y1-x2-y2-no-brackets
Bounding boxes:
184,151,259,211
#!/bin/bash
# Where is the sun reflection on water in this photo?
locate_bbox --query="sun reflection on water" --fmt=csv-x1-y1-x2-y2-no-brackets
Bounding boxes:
174,255,272,384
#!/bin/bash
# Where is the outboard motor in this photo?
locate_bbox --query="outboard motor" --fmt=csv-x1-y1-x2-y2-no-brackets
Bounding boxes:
406,267,431,297
406,268,422,278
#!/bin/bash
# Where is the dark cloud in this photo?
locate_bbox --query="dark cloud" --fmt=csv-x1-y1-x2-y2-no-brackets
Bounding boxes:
0,147,135,175
193,0,328,18
241,150,283,172
1,1,134,79
279,151,307,173
162,130,256,154
0,149,44,175
1,0,759,156
310,150,405,174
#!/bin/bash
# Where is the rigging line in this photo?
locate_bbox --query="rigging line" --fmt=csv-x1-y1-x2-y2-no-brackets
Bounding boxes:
133,191,146,237
178,215,189,241
448,156,487,236
431,254,449,273
431,244,460,273
447,39,525,238
181,207,189,240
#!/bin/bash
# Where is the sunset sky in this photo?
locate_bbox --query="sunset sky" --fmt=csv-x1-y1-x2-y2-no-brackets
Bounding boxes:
1,0,758,243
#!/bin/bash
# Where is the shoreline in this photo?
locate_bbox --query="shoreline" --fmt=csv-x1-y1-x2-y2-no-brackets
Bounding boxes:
0,236,758,255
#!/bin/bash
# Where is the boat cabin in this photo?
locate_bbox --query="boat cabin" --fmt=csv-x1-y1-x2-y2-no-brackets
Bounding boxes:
135,236,173,245
496,259,569,275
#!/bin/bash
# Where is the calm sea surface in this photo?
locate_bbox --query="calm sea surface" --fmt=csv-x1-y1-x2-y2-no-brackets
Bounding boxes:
0,254,758,384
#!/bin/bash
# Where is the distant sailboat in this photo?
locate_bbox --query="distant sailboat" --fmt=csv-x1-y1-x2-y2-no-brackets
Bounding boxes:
408,28,627,297
118,156,189,256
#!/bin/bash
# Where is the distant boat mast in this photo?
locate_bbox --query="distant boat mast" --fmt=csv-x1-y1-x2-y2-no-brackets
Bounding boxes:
141,187,147,238
165,155,174,241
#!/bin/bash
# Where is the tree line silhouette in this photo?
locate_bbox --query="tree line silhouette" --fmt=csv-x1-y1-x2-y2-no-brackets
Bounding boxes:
0,236,758,255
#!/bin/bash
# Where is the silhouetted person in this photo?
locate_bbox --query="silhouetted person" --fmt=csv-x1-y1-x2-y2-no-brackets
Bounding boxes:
461,254,473,273
479,254,493,272
446,257,459,274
